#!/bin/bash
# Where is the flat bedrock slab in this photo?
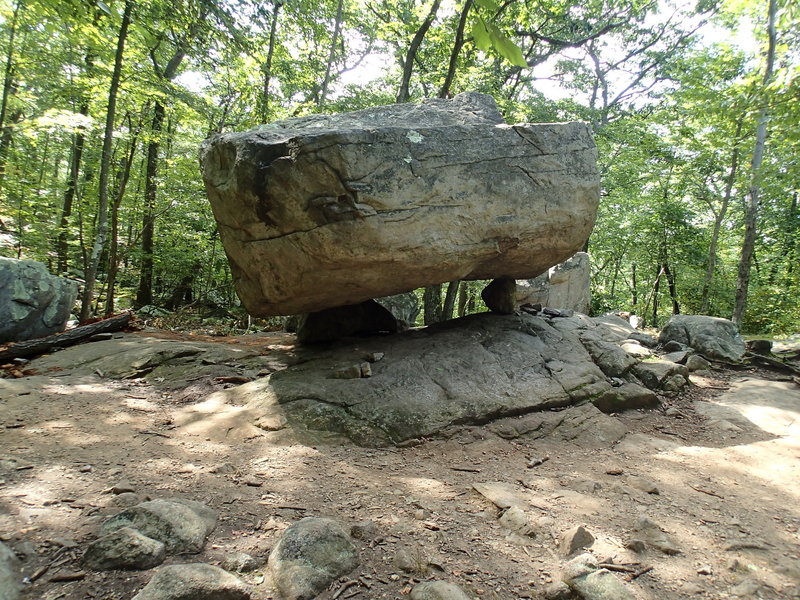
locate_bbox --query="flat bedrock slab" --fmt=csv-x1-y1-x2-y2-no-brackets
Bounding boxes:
176,312,657,447
200,92,599,316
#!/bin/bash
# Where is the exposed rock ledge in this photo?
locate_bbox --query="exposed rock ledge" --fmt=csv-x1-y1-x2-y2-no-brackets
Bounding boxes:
173,312,685,446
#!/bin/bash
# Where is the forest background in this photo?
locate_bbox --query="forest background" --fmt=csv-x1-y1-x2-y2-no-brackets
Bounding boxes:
0,0,797,334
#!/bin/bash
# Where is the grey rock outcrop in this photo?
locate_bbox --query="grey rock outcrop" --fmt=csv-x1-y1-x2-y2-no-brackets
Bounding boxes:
101,498,217,554
83,526,166,570
191,313,642,446
632,360,689,393
269,517,359,600
179,311,687,446
517,252,590,313
686,354,711,371
201,92,599,316
0,540,21,600
131,563,251,600
0,257,78,343
659,315,745,362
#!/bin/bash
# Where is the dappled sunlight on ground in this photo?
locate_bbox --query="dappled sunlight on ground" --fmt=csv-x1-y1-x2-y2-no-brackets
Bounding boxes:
1,335,799,599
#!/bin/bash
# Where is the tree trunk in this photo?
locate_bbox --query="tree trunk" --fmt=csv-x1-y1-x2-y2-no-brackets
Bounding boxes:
700,120,742,314
135,43,187,308
80,0,132,321
441,280,460,320
396,0,442,103
631,263,637,307
135,101,165,308
423,283,442,325
732,0,777,325
457,281,469,317
105,122,139,315
651,265,661,327
259,2,281,122
663,262,680,315
318,0,344,107
56,100,90,274
0,0,20,187
438,0,473,99
785,191,798,277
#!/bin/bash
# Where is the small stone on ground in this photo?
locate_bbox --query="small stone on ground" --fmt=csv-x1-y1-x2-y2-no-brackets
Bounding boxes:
131,563,251,600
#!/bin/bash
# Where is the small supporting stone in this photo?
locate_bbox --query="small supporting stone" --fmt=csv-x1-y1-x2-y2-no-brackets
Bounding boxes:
481,278,517,314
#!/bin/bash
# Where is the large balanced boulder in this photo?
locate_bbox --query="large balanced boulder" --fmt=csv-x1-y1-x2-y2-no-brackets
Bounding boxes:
0,257,78,343
658,314,745,362
200,92,599,316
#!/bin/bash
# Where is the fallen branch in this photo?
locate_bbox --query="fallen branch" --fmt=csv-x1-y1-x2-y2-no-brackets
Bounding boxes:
628,566,654,580
598,563,637,574
332,580,358,600
137,430,171,439
0,312,133,362
689,484,724,499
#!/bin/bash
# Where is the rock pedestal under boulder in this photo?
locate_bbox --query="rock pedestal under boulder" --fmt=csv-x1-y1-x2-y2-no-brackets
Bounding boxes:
177,312,678,447
201,92,599,316
517,252,590,313
0,257,78,343
658,315,745,362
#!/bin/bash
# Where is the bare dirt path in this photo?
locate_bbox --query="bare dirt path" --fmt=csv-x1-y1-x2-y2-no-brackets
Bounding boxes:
1,332,798,600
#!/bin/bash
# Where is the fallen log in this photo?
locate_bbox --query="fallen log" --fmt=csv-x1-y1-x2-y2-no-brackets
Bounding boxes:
0,312,133,362
744,351,800,376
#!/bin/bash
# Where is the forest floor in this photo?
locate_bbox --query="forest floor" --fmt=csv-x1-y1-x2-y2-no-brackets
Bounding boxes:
0,329,799,600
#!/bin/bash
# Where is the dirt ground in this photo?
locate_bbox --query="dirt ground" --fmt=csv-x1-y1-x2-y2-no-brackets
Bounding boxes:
1,329,799,600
